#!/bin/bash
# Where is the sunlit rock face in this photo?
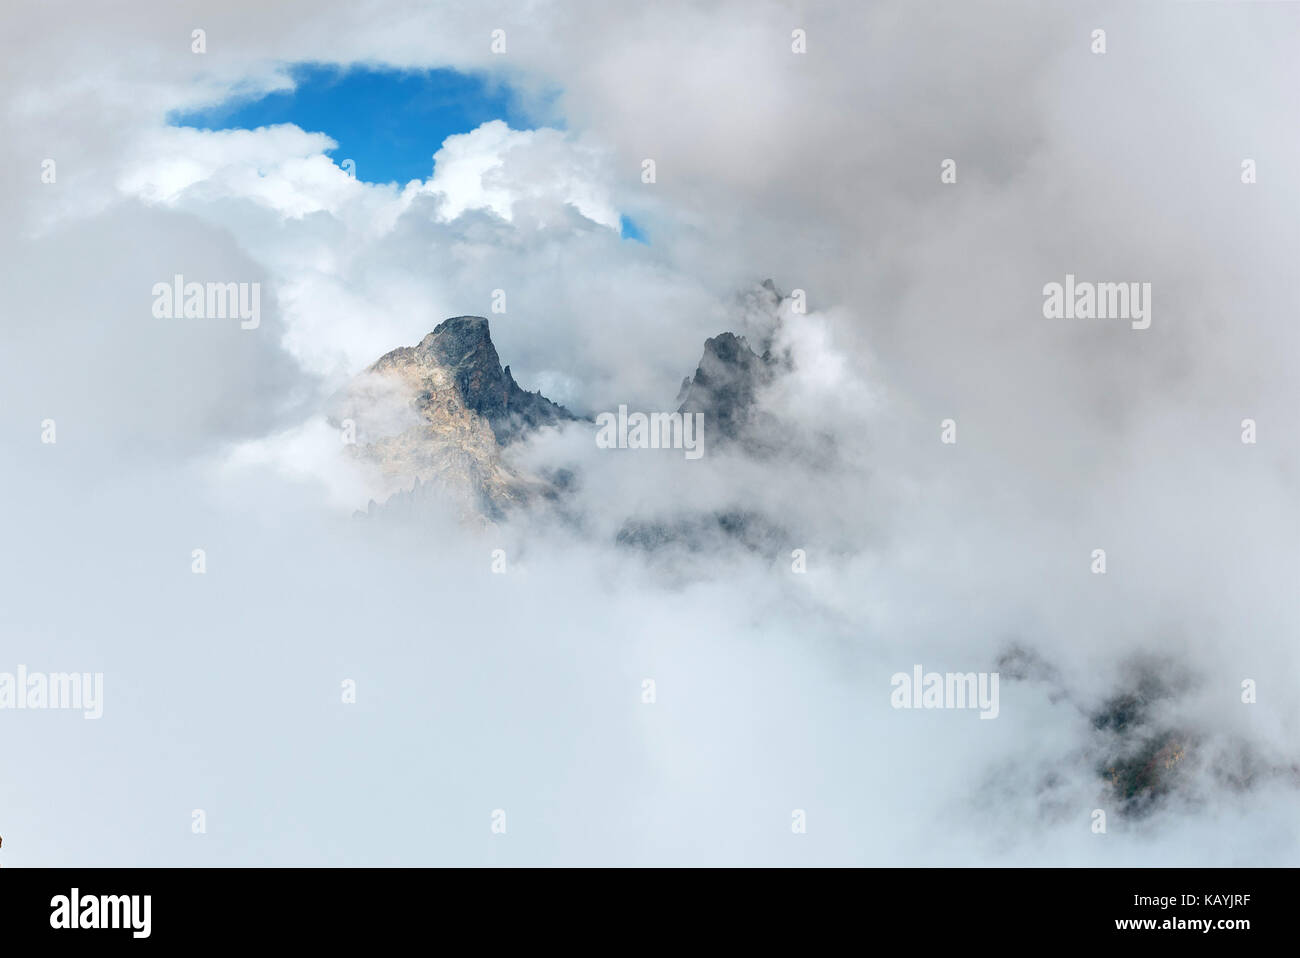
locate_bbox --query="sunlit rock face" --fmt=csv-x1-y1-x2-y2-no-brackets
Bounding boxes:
335,316,575,521
399,316,576,445
339,304,804,538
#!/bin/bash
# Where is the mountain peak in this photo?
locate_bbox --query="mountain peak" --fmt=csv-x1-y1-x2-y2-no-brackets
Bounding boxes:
676,330,776,443
338,315,576,521
373,316,574,446
419,315,492,349
437,314,490,330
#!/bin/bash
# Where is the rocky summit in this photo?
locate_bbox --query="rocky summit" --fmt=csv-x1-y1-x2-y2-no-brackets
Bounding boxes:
675,331,777,444
340,301,793,527
374,316,574,445
335,316,575,521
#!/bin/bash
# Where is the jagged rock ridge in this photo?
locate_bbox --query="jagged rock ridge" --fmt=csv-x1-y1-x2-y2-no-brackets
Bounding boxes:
675,332,778,444
611,281,810,555
337,316,574,521
344,285,797,531
371,316,575,445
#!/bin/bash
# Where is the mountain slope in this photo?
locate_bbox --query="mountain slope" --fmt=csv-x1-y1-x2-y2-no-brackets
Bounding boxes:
336,316,575,520
374,316,574,445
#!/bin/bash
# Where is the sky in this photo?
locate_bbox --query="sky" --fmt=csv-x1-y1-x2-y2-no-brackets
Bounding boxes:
1,0,1298,866
168,64,555,186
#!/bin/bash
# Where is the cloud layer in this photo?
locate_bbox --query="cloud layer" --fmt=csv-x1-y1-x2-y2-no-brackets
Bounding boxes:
1,0,1297,865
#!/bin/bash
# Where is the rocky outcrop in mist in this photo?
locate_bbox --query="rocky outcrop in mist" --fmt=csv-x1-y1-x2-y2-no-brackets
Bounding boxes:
335,316,575,521
340,285,805,542
377,315,575,445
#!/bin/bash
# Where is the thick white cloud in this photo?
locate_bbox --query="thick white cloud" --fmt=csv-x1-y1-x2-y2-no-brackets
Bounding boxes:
419,120,619,227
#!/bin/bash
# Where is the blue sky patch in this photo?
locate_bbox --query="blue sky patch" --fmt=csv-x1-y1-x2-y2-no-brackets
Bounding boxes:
169,64,554,185
619,215,648,243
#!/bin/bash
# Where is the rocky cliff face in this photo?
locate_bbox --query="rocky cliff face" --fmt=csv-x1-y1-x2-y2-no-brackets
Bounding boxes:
340,297,793,527
374,316,575,445
616,301,798,555
993,646,1300,818
336,316,575,521
675,332,777,445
